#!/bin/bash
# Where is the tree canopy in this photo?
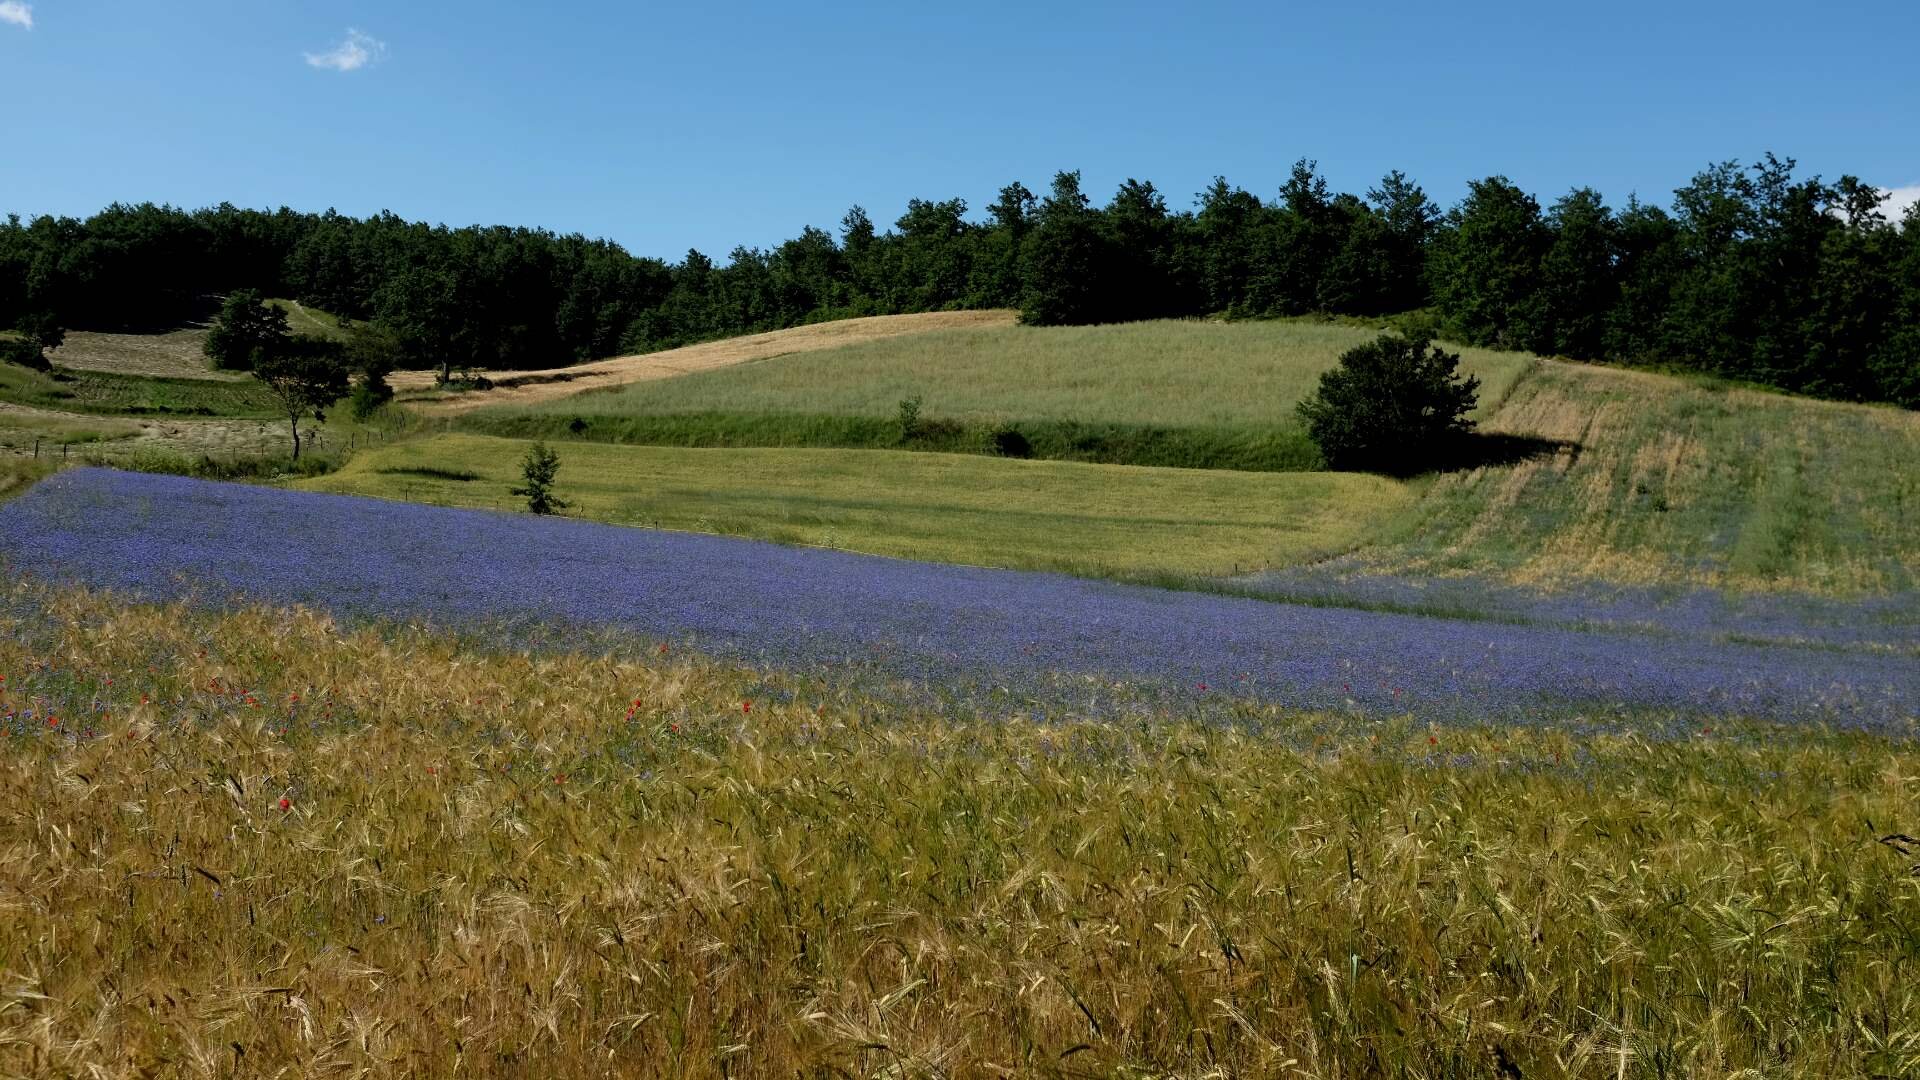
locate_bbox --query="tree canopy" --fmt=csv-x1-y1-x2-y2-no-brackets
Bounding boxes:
1296,334,1481,473
2,153,1915,407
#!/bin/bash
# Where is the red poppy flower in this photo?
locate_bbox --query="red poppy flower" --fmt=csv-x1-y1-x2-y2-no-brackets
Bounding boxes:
278,797,291,811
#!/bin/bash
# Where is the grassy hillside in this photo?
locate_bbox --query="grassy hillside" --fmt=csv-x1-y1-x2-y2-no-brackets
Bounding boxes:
46,327,249,381
467,320,1536,471
394,310,1018,407
267,297,356,340
334,359,1919,595
301,433,1411,578
0,362,278,418
5,585,1916,1077
1353,360,1920,593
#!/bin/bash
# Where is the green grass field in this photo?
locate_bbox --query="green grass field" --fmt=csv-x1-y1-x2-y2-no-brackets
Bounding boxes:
367,318,1919,594
267,297,356,341
1353,360,1920,593
469,320,1536,471
5,586,1916,1077
0,457,54,501
0,361,279,418
15,312,1916,595
0,406,141,452
301,433,1411,578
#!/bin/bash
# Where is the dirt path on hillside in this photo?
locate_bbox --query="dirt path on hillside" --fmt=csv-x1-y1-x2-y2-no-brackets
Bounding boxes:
391,310,1018,414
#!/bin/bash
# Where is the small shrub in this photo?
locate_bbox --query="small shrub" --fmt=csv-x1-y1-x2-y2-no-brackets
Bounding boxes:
511,441,569,515
347,375,394,421
567,416,589,436
437,373,494,392
345,325,400,420
1295,333,1480,474
0,339,50,373
897,395,923,442
13,312,65,353
992,427,1033,458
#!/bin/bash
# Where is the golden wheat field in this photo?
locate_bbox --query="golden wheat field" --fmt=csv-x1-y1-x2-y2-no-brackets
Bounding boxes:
2,584,1917,1078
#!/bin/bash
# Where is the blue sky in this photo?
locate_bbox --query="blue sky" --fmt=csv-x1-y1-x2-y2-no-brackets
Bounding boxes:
3,1,1916,258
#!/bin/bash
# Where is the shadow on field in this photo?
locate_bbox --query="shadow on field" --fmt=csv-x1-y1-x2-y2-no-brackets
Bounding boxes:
1415,432,1575,476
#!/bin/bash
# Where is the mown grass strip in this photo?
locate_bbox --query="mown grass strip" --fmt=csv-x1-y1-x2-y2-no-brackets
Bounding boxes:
300,432,1410,578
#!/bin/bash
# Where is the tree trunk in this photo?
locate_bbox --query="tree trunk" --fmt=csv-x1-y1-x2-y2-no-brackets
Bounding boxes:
290,416,301,461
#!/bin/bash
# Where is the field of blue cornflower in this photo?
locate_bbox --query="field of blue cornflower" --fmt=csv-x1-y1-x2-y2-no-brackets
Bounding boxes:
2,468,1913,730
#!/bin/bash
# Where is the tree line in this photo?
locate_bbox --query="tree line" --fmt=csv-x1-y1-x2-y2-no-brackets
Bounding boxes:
2,152,1915,406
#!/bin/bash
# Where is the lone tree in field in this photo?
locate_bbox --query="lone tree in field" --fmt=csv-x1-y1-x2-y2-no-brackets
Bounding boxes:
512,442,569,515
253,336,349,461
205,290,291,372
1296,333,1480,473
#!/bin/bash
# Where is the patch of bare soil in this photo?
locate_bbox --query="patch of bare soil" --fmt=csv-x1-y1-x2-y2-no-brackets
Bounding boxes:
391,310,1019,413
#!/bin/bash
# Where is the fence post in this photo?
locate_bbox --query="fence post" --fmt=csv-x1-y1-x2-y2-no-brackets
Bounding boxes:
32,437,39,459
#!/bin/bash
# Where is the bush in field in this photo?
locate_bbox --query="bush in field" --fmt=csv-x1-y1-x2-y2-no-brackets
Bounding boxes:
18,311,65,354
3,313,63,372
896,394,923,441
0,338,50,372
344,322,402,420
205,290,291,372
512,441,569,515
1297,332,1479,473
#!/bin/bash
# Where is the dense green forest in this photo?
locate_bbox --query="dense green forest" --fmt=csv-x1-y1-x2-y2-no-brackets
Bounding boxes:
3,153,1915,405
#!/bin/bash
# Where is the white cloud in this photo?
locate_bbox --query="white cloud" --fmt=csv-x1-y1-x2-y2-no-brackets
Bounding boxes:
0,3,33,30
304,28,386,72
1883,185,1920,225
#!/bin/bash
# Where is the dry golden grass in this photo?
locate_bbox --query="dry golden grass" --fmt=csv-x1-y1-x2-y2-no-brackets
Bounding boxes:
393,311,1019,412
46,329,248,382
3,584,1918,1077
0,402,298,461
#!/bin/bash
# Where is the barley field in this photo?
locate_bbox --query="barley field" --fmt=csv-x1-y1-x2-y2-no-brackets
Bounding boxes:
1,585,1916,1077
